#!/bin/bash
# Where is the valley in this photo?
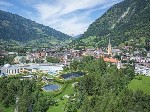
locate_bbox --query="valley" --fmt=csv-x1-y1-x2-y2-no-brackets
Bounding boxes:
0,0,150,112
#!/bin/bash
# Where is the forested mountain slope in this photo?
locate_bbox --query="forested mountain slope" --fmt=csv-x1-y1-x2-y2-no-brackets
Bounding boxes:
72,0,150,49
0,10,71,47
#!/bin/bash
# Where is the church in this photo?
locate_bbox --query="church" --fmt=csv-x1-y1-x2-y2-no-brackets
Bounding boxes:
95,38,113,58
95,38,120,65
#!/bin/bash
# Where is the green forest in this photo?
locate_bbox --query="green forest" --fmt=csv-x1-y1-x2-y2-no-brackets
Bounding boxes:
65,57,150,112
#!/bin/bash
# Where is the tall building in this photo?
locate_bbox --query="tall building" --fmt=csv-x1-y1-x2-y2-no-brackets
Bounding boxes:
107,38,112,56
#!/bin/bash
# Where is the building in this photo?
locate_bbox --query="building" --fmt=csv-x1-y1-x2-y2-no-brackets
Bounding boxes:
95,38,112,58
20,75,35,80
0,63,64,76
111,49,122,56
0,64,22,76
103,57,118,63
8,52,18,56
107,38,112,56
14,56,27,64
147,51,150,57
103,57,122,69
135,64,150,76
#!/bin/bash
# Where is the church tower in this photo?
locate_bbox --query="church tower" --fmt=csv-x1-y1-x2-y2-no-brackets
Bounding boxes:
107,38,112,56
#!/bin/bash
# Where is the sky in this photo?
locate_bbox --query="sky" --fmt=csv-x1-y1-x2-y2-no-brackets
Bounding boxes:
0,0,123,36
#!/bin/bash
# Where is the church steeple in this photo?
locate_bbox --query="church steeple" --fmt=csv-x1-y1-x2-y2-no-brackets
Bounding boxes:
109,37,111,45
107,37,112,56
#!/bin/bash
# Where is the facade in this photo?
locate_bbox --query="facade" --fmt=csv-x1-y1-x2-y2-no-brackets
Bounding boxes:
0,64,22,76
107,38,112,56
0,63,64,76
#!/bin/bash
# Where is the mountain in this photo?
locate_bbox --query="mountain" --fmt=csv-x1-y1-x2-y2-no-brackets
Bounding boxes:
0,10,71,48
73,34,83,39
72,0,150,50
70,34,83,39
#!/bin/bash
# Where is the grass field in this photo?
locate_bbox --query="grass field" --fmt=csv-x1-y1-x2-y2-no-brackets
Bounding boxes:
128,75,150,95
47,83,74,112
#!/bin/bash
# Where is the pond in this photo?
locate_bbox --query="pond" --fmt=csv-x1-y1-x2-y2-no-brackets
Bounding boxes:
43,84,61,91
60,72,85,80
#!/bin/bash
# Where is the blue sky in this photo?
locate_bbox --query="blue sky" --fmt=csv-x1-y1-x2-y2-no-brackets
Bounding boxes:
0,0,123,35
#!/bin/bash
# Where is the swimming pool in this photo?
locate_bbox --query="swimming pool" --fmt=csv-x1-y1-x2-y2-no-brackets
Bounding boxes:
43,84,61,91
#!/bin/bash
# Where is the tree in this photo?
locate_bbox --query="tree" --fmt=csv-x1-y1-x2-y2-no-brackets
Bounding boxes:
70,60,79,71
46,57,60,63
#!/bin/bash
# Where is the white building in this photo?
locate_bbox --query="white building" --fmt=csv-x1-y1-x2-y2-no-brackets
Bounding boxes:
135,64,150,76
25,64,63,74
0,64,22,76
147,51,150,57
0,63,64,76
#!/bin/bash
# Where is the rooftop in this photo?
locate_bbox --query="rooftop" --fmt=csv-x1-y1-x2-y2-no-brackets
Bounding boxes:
103,58,119,63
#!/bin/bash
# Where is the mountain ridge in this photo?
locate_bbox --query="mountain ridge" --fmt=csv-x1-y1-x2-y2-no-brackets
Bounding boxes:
71,0,150,50
0,10,71,47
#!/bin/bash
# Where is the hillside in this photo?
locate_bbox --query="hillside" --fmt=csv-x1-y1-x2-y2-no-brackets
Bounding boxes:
71,0,150,50
0,10,71,48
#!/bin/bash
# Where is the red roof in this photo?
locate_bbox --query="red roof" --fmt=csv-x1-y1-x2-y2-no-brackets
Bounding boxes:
103,58,118,63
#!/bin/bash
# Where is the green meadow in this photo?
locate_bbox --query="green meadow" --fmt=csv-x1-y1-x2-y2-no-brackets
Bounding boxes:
128,75,150,95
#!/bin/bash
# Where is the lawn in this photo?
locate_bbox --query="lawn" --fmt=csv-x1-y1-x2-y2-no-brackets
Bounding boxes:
47,83,74,112
128,75,150,95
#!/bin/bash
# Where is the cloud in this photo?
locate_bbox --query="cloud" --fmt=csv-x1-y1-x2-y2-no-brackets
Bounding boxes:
46,15,91,35
0,0,14,11
0,0,122,35
33,0,122,35
35,3,62,20
0,1,14,7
